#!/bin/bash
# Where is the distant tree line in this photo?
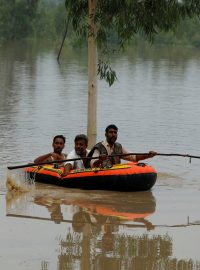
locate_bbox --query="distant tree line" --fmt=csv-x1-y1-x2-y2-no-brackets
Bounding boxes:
0,0,200,48
0,0,66,42
154,16,200,48
0,0,39,41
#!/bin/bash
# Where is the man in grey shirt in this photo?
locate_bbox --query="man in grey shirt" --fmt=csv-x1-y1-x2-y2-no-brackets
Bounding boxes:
88,124,156,168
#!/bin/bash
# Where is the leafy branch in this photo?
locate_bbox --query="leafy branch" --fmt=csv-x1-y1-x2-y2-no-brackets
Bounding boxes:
97,59,117,86
64,0,200,85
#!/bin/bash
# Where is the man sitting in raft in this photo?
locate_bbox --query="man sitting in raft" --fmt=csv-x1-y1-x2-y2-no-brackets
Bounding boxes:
34,135,67,165
87,124,157,168
61,134,90,177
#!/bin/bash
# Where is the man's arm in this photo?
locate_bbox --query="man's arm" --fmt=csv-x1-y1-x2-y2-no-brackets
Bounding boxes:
90,149,101,167
121,148,157,162
121,148,137,162
34,153,54,164
135,151,157,162
61,151,75,177
90,149,108,168
61,163,73,177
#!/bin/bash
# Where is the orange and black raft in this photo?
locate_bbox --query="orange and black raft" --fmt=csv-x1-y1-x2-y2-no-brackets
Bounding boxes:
25,162,157,191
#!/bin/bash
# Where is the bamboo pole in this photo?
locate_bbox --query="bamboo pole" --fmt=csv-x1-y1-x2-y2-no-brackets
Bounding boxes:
7,152,200,170
87,0,97,149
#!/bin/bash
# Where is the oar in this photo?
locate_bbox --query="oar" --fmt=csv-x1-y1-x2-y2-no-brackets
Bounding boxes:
7,153,147,170
7,156,98,170
155,153,200,163
7,152,200,170
155,153,200,158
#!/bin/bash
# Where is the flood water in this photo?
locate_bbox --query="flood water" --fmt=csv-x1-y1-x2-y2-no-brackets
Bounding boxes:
1,41,200,269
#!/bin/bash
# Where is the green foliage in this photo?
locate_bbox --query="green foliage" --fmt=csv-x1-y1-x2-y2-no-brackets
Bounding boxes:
54,3,67,36
1,0,200,84
153,16,200,47
0,0,67,41
36,0,68,38
97,59,117,86
32,1,56,39
0,0,39,41
65,0,200,85
65,0,200,46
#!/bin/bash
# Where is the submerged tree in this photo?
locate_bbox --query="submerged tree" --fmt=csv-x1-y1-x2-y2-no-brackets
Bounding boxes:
65,0,200,84
64,0,200,145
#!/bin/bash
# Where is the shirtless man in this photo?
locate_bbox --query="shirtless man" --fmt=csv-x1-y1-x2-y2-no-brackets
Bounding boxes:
34,135,67,164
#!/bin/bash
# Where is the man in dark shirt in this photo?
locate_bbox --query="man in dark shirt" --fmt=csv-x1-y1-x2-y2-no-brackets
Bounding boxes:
88,124,156,168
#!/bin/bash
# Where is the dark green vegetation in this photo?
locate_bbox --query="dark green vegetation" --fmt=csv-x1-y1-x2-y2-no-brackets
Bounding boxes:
1,0,200,84
155,16,200,48
0,0,65,42
0,0,200,47
65,0,200,85
0,0,200,46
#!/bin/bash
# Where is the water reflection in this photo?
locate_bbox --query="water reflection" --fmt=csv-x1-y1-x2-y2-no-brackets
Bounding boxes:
6,185,200,270
58,233,171,270
6,184,156,228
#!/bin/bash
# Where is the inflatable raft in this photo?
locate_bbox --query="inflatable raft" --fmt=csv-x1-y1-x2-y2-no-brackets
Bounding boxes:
25,162,157,191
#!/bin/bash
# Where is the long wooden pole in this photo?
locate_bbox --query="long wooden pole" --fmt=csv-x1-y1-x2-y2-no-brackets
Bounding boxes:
7,153,200,170
87,0,97,149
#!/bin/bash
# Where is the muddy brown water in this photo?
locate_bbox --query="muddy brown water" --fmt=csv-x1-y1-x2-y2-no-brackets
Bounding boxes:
1,41,200,269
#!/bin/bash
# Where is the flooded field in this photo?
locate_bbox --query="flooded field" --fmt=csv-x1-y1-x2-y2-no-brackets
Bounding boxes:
1,42,200,269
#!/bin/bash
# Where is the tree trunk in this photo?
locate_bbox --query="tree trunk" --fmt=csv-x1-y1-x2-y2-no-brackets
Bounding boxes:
87,0,97,149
